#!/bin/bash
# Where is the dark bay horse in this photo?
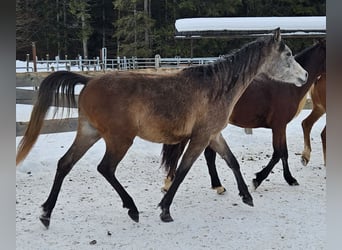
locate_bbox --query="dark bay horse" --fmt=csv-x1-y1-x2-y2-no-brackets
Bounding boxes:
162,39,325,193
301,73,326,166
16,29,307,227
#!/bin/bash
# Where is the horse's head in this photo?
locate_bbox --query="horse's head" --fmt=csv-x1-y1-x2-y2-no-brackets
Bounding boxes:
262,28,308,87
294,38,326,81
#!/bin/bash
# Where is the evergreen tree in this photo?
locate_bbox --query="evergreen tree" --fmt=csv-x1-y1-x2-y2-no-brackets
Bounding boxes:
69,0,92,58
113,0,154,57
87,0,116,58
16,0,326,60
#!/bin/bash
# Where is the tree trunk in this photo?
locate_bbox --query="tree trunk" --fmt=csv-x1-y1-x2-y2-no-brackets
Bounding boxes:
56,0,60,57
81,13,88,58
144,0,149,47
102,0,106,48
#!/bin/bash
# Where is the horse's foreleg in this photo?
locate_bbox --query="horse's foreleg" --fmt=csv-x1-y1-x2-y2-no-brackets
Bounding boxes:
159,137,208,222
254,128,298,189
253,154,279,189
97,138,139,222
204,147,226,194
40,127,100,229
209,133,253,206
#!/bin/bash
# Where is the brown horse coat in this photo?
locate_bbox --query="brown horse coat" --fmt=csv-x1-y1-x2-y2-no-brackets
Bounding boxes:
16,29,308,227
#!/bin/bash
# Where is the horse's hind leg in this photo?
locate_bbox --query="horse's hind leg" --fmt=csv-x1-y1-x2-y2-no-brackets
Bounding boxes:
40,120,100,229
301,106,325,166
97,136,139,222
204,147,226,194
209,133,253,206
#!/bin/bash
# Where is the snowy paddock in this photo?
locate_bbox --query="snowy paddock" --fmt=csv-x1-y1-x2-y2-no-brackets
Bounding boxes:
16,105,326,250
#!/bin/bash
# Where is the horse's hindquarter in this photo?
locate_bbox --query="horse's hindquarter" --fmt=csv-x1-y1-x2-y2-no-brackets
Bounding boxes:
79,72,225,144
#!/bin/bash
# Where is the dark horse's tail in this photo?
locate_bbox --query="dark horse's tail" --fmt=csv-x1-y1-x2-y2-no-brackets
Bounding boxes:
161,141,188,178
16,71,91,166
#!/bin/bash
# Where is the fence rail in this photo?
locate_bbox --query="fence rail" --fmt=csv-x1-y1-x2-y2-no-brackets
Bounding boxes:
17,54,220,73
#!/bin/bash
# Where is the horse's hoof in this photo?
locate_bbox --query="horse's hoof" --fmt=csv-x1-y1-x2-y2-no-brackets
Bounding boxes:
128,209,139,223
160,208,173,222
301,156,309,166
252,178,261,190
289,180,299,186
39,215,50,229
242,195,254,207
213,186,226,195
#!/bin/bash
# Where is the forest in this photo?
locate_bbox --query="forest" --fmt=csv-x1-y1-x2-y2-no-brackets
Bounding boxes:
16,0,325,60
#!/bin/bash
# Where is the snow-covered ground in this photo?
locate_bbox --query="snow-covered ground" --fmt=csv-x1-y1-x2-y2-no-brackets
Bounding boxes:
16,102,326,249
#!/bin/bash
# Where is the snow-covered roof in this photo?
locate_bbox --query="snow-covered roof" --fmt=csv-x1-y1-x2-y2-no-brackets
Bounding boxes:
175,16,326,39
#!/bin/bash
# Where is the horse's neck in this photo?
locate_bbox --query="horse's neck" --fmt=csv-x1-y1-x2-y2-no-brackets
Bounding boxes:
295,47,325,98
222,54,266,99
297,69,323,99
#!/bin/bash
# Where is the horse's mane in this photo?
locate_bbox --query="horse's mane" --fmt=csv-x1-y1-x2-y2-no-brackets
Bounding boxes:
294,39,326,74
180,35,275,98
295,39,325,60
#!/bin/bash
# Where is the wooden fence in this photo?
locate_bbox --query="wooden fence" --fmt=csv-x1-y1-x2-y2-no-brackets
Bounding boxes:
16,71,312,137
16,72,103,137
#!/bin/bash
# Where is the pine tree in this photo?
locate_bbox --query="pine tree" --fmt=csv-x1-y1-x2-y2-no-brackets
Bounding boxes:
113,0,154,57
69,0,92,58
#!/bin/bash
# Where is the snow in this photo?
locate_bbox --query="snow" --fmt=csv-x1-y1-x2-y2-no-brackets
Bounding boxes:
175,16,326,32
16,102,326,249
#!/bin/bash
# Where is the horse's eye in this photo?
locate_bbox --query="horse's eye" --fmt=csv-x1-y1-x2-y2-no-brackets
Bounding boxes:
286,52,291,57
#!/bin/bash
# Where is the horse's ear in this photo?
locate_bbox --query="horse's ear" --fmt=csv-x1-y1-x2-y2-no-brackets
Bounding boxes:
319,38,326,46
273,27,281,42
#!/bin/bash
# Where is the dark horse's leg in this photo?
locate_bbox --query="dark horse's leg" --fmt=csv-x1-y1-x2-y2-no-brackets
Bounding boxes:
97,136,139,222
253,127,298,189
209,133,253,206
204,147,226,194
159,136,210,222
40,119,100,228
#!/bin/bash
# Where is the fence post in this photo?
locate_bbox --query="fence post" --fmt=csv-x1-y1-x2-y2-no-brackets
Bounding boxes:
78,55,83,71
117,56,121,70
155,54,161,68
132,56,137,69
32,42,37,72
96,56,100,71
101,47,107,71
65,55,70,71
123,56,127,70
45,54,50,71
26,54,30,72
176,56,180,67
55,56,59,71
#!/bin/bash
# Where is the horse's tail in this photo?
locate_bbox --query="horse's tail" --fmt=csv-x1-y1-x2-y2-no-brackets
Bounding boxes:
16,71,91,166
160,141,187,177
